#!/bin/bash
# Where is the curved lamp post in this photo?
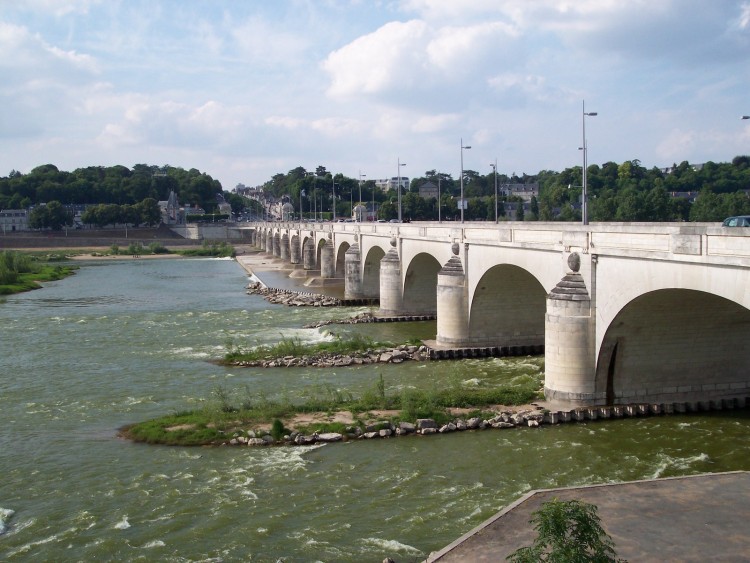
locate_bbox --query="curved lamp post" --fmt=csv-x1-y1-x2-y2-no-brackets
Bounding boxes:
581,101,597,225
460,138,471,223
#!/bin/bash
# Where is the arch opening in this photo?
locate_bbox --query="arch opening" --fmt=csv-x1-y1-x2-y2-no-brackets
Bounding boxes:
363,246,385,298
468,264,547,347
402,253,441,315
595,289,750,404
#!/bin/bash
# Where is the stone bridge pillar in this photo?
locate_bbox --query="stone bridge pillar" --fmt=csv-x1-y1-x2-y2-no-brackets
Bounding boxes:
435,243,469,346
280,232,290,261
378,237,403,316
290,234,301,264
303,235,316,270
265,231,273,253
320,235,335,278
344,238,363,299
544,252,597,406
272,233,281,256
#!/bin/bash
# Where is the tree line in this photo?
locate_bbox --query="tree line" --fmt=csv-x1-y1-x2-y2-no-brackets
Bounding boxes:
3,156,749,225
258,157,750,222
0,163,223,214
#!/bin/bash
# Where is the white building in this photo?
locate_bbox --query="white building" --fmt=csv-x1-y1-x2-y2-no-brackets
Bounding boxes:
374,177,410,193
0,209,29,232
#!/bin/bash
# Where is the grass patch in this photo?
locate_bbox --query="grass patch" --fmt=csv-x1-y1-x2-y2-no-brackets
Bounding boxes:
121,371,544,447
177,241,235,258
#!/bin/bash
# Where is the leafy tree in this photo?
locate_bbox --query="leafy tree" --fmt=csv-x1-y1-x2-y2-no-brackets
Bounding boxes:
28,201,73,230
507,499,624,563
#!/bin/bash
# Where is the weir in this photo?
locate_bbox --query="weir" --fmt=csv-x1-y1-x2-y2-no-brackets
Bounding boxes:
241,220,750,408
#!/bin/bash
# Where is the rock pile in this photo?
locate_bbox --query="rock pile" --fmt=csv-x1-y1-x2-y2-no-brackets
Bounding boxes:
229,344,429,368
222,409,547,447
246,282,341,307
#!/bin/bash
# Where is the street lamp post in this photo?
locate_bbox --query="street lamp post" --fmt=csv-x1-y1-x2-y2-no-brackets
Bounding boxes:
460,138,471,223
358,171,366,222
397,158,406,222
490,159,498,223
332,175,337,221
437,174,442,223
581,100,597,225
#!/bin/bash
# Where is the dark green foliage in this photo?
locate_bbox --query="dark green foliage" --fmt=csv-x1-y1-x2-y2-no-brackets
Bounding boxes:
507,499,625,563
0,164,221,217
270,419,287,441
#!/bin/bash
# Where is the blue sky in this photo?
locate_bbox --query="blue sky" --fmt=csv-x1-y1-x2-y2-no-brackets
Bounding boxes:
2,0,750,190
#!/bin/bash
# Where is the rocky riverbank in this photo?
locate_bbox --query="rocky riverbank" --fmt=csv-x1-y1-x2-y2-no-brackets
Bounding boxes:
226,343,430,368
246,281,343,306
218,397,750,448
224,408,547,447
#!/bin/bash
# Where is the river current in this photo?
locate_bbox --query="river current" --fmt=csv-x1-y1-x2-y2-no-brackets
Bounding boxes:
1,257,749,562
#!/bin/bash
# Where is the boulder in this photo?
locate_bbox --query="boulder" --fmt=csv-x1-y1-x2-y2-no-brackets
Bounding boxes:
398,421,416,433
316,433,343,442
416,418,437,430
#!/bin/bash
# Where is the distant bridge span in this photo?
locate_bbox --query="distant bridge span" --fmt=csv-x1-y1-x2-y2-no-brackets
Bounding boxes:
239,221,750,408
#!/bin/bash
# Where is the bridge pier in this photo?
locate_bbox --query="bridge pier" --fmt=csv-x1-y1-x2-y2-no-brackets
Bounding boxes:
435,243,469,346
265,231,272,253
280,232,290,261
320,235,335,278
290,233,300,264
543,252,598,405
345,238,363,299
303,235,316,270
378,237,403,316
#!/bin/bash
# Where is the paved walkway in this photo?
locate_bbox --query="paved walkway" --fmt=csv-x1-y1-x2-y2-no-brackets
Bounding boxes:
426,471,750,562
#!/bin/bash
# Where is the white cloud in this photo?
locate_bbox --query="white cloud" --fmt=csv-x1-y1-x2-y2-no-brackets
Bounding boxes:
322,20,429,98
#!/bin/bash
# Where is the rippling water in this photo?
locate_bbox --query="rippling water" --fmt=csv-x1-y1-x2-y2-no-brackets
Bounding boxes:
1,257,749,562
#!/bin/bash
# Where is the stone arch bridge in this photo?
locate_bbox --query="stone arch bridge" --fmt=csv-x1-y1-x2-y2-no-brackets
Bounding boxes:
242,221,750,408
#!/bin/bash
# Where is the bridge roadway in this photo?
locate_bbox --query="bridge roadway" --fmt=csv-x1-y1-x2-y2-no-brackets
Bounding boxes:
234,220,750,408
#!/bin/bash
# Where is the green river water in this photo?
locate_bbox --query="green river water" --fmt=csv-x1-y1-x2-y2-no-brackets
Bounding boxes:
1,257,749,562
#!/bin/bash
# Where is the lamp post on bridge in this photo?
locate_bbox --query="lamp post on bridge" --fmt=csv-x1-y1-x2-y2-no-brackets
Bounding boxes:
490,159,498,223
397,158,406,222
460,138,471,223
580,100,597,226
332,175,338,221
358,171,366,222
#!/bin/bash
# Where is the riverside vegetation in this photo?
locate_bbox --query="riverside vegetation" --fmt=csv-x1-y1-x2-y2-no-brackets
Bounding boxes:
120,335,544,447
0,250,77,295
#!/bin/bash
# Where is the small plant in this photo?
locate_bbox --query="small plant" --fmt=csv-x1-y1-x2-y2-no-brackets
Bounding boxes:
270,419,287,441
507,498,625,563
111,244,120,255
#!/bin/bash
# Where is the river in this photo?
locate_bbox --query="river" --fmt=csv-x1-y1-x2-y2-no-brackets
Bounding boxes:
1,256,749,562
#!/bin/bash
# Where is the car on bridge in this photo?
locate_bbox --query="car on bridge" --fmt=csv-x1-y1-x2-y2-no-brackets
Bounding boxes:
722,215,750,227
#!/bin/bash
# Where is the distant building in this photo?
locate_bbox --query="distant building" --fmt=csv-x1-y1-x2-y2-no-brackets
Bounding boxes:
506,183,539,201
0,209,29,232
374,177,410,193
418,181,439,199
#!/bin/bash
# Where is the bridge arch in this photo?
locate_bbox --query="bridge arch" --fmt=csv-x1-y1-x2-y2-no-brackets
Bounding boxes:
362,245,385,298
468,264,547,347
402,252,442,315
335,241,350,277
595,288,750,404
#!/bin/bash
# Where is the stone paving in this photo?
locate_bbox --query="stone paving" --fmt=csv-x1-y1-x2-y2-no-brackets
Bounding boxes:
426,471,750,563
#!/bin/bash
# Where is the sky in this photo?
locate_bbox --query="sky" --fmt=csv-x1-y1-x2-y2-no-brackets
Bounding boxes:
2,0,750,191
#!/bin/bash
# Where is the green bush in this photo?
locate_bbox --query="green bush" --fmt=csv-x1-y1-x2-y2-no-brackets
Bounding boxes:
507,499,625,562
